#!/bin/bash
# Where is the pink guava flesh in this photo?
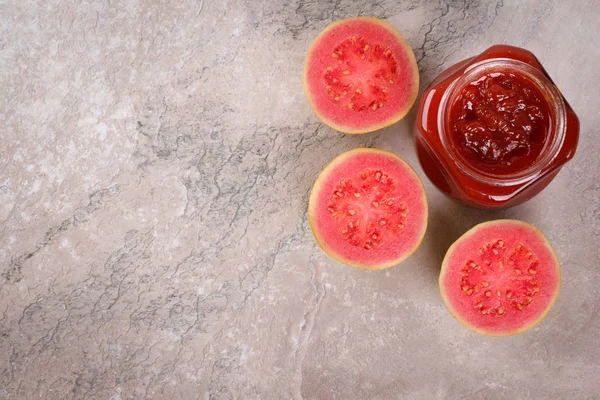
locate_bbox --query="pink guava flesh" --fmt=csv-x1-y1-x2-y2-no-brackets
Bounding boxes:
304,17,419,133
309,148,427,269
440,220,561,336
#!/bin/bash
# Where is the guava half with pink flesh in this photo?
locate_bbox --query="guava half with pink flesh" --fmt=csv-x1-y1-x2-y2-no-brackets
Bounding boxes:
439,220,561,336
303,17,419,134
308,148,428,269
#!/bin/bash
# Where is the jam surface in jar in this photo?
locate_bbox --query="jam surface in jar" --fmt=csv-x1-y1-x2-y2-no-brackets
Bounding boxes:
448,71,551,175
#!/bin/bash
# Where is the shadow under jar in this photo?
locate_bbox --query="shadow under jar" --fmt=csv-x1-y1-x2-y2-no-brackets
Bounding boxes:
416,45,579,209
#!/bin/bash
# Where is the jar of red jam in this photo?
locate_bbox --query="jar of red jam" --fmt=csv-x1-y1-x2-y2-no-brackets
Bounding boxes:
416,45,579,209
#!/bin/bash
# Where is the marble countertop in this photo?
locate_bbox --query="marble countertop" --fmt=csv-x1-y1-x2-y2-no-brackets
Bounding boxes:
1,1,599,398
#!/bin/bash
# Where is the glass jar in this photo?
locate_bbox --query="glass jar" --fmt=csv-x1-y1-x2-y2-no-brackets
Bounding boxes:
415,45,579,209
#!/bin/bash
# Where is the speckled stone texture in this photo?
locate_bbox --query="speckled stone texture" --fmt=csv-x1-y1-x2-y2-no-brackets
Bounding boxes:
1,0,599,399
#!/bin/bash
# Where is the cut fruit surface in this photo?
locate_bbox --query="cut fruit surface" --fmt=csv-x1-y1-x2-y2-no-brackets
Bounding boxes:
304,17,419,134
308,148,428,269
439,220,561,336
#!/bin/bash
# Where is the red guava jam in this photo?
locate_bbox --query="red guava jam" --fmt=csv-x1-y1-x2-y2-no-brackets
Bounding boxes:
415,45,580,209
449,72,551,175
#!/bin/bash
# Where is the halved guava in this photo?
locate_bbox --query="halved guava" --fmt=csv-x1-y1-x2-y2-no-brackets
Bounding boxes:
303,17,419,134
439,220,561,336
308,148,428,269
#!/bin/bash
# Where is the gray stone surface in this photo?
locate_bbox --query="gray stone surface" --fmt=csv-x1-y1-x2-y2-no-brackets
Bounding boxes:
1,0,599,398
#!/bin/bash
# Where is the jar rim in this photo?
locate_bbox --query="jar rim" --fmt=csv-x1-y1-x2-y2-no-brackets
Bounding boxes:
438,58,567,186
